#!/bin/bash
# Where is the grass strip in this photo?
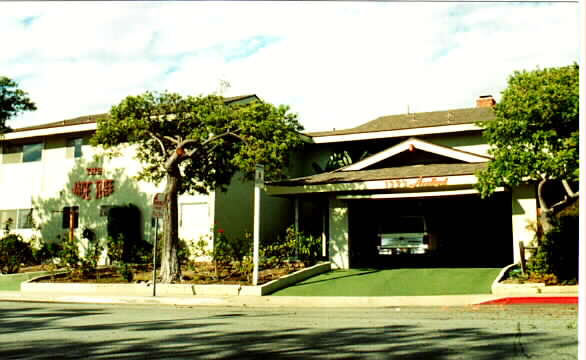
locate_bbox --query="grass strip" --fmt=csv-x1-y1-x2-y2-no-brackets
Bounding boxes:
0,272,48,291
272,268,502,296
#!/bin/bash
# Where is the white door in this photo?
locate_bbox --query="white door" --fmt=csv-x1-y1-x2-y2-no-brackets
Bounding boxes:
179,202,210,243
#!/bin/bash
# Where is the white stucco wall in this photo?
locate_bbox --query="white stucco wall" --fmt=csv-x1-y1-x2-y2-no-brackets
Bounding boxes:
328,196,349,269
424,133,490,157
0,134,214,261
511,184,538,263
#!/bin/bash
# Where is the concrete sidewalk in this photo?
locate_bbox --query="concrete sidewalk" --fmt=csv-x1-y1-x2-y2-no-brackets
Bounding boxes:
0,290,577,308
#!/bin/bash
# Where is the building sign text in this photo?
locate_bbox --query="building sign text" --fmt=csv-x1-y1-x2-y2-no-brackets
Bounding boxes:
72,179,115,200
384,176,449,189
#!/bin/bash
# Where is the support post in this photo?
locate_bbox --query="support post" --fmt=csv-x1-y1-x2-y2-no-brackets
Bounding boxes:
294,197,300,257
152,218,158,296
253,165,264,286
519,241,527,275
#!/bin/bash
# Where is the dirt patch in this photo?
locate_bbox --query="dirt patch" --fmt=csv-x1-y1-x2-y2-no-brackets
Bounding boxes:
33,261,307,285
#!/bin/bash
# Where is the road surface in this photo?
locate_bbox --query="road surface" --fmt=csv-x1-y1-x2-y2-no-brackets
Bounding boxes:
0,301,578,359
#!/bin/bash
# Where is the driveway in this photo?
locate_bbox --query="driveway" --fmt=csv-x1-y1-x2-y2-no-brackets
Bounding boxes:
272,267,503,296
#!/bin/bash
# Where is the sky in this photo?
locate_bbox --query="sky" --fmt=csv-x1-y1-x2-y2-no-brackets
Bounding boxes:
1,1,580,132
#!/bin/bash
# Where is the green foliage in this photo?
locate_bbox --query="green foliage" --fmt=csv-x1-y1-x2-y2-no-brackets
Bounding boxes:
263,225,321,265
313,150,371,173
177,239,191,265
106,233,125,264
32,242,62,265
79,241,104,278
0,233,33,274
91,92,304,193
476,64,579,197
57,234,81,270
527,211,578,282
117,262,134,282
0,76,37,131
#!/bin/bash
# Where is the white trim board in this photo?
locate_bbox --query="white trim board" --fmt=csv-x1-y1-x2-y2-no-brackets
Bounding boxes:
310,124,480,144
336,187,507,200
1,123,97,141
342,137,490,171
266,174,479,195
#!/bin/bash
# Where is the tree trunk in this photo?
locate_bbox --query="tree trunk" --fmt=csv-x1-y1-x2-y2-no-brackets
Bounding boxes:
159,173,181,283
538,209,554,238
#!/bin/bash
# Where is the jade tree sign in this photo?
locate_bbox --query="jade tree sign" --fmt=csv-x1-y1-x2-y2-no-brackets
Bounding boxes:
71,168,115,200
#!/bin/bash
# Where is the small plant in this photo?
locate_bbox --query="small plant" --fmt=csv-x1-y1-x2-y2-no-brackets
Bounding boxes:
106,233,125,264
118,262,134,282
58,233,81,270
177,239,191,265
79,241,104,278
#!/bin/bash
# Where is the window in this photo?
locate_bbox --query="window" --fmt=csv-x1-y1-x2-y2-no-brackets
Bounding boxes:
23,143,43,162
0,209,34,230
62,206,79,229
2,142,43,163
66,138,83,158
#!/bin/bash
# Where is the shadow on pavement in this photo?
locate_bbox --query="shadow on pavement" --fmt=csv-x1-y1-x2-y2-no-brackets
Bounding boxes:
0,304,577,359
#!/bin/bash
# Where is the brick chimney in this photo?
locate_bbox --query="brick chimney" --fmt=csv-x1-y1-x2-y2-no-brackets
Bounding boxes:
476,95,495,108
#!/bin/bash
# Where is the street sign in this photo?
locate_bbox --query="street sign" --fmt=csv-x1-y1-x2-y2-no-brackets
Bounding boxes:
152,193,168,218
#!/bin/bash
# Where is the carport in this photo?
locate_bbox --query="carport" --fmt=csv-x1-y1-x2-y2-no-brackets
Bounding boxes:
267,138,538,270
347,192,513,268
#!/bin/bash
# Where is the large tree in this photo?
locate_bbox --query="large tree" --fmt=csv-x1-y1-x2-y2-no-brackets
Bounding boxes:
476,64,579,234
92,92,304,282
0,76,37,131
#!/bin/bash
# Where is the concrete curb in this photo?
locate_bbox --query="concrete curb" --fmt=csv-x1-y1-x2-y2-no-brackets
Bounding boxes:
20,262,332,297
491,263,579,296
0,292,501,307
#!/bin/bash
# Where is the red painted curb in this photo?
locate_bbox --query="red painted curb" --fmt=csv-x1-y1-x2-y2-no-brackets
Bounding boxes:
479,297,578,305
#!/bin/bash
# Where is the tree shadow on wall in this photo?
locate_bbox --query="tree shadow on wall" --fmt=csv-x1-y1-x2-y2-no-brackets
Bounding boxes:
32,155,151,261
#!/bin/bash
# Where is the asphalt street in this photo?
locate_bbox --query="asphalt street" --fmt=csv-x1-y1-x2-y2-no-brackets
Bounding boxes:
0,301,578,359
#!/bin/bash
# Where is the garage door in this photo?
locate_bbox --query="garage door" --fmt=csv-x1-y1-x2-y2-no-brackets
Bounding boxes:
179,202,210,243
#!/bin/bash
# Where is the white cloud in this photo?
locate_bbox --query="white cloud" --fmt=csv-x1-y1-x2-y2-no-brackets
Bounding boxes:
1,2,579,132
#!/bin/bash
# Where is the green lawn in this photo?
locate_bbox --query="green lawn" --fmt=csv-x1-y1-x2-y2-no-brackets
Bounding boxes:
0,272,48,291
272,268,502,296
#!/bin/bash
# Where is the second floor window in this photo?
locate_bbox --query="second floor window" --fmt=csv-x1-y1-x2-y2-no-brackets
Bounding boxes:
2,142,43,164
66,138,83,158
23,143,43,162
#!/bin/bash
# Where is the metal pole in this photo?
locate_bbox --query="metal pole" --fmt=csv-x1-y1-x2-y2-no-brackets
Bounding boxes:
152,218,158,297
253,182,261,286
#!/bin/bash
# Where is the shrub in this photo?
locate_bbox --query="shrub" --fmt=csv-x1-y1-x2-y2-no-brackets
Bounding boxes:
58,234,81,270
527,210,578,282
33,241,62,265
263,225,321,266
0,233,33,273
118,262,134,282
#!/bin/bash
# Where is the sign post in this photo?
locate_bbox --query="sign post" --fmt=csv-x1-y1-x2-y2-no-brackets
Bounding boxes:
252,165,264,286
152,193,167,297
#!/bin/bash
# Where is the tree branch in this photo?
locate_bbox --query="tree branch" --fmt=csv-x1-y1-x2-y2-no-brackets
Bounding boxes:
562,179,579,199
147,131,167,156
537,178,549,211
182,130,245,158
164,136,179,144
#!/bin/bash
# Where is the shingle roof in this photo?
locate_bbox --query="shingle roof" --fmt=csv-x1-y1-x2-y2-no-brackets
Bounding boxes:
11,113,108,132
10,94,260,132
306,107,495,137
269,162,488,186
